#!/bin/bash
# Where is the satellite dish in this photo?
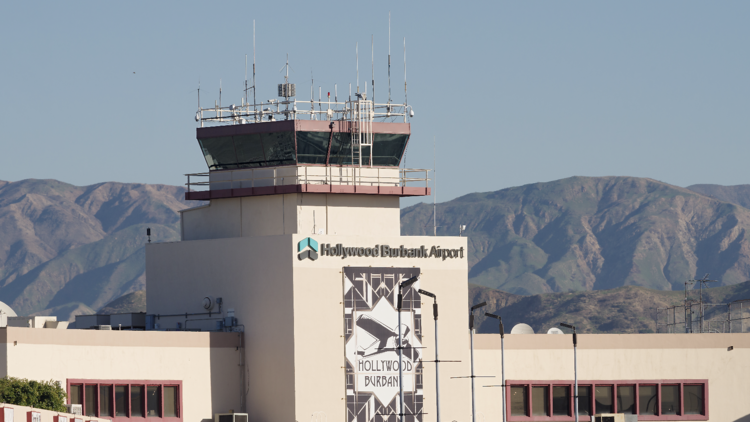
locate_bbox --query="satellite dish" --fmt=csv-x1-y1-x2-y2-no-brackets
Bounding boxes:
547,327,564,335
202,296,215,311
510,323,535,334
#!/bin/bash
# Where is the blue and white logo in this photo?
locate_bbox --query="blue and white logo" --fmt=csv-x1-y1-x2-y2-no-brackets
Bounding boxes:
298,237,319,261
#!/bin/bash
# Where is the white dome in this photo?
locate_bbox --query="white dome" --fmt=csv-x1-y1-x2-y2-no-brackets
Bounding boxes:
510,323,535,334
0,301,17,317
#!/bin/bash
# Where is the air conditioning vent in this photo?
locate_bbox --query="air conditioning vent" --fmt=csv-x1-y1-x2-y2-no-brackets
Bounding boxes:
594,414,625,422
215,413,248,422
66,404,82,416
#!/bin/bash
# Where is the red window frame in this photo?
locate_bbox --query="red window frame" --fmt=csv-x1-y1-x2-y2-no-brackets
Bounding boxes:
506,380,708,421
67,380,182,422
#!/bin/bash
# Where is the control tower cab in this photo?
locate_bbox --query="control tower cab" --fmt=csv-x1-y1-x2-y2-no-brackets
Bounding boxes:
146,59,470,422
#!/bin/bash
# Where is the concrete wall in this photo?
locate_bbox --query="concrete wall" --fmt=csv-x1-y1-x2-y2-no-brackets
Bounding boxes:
0,328,241,422
181,194,399,241
472,333,750,422
146,236,296,422
146,232,470,422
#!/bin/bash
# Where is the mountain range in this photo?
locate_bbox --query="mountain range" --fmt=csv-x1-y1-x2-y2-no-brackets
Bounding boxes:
0,179,192,320
0,177,749,322
402,177,750,295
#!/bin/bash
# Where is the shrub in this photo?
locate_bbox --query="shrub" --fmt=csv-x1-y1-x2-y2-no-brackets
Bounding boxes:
0,377,67,412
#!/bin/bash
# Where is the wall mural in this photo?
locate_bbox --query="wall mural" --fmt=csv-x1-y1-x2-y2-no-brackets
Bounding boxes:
344,267,423,422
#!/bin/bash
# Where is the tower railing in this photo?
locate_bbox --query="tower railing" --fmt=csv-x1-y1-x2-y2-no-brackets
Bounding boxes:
185,167,430,192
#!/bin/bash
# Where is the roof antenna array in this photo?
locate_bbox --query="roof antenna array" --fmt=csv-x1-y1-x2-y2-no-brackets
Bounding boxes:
371,34,375,103
388,12,392,106
404,37,407,111
356,43,360,95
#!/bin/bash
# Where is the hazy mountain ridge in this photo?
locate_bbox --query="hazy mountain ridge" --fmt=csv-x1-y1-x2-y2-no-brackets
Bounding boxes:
687,184,750,209
470,280,750,334
0,179,193,319
402,176,750,295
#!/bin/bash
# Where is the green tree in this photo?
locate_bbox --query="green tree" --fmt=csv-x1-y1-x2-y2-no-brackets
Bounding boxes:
0,377,67,412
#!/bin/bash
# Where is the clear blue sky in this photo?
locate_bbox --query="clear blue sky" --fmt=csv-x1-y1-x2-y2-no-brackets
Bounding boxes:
1,1,749,207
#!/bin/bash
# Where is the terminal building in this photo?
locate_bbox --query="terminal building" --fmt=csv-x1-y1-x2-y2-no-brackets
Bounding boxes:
0,58,749,422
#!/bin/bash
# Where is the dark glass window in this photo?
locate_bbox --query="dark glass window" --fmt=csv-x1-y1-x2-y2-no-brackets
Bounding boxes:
684,385,704,415
164,386,178,418
147,386,160,417
372,134,409,166
532,386,549,416
552,386,569,416
100,386,112,417
131,386,144,417
595,386,613,414
69,385,82,405
199,136,237,170
297,131,330,164
328,132,354,165
510,386,527,416
234,134,266,167
115,386,128,417
577,386,591,416
617,385,636,414
639,385,658,415
661,385,680,415
262,132,296,165
84,385,96,416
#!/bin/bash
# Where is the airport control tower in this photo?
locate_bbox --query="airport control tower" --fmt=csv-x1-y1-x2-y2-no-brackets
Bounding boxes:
146,57,471,422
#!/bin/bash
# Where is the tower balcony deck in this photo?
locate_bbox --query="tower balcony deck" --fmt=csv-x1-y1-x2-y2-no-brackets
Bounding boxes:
184,165,431,201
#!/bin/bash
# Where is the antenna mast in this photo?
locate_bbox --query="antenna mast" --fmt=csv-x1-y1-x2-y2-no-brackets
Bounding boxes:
371,35,375,103
356,43,359,94
245,54,248,105
434,136,437,236
404,37,407,110
388,12,392,105
253,21,257,120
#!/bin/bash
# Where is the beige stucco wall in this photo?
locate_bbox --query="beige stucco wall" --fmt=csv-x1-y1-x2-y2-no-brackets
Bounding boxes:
0,328,241,422
147,231,470,422
471,333,750,421
181,194,400,241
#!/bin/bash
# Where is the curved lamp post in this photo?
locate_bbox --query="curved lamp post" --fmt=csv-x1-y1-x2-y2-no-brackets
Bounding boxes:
560,323,578,422
485,313,505,422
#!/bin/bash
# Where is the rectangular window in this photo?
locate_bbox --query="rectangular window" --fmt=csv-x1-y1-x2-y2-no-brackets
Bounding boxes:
99,385,112,417
84,385,97,416
617,385,636,414
115,385,128,417
661,385,680,415
131,386,144,417
532,386,549,416
577,386,591,416
164,386,178,418
595,385,613,414
69,385,82,405
552,386,570,416
639,385,658,415
147,386,160,417
510,386,527,416
684,385,704,415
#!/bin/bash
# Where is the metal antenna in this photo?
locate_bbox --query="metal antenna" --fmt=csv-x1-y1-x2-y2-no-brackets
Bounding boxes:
404,37,407,110
356,42,359,94
434,136,437,236
253,20,257,120
335,84,338,102
197,79,200,109
310,70,314,120
245,54,248,105
371,34,375,103
388,12,392,105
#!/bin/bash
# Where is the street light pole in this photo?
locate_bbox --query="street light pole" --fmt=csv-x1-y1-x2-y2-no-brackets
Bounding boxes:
469,302,487,422
560,323,578,422
418,289,440,422
398,276,418,422
485,313,505,422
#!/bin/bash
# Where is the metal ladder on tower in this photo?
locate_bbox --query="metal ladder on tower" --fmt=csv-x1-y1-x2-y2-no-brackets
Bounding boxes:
350,96,374,170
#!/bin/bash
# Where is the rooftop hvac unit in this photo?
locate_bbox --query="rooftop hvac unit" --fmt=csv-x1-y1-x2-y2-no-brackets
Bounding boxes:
54,415,69,422
2,407,14,422
594,414,625,422
97,325,112,330
66,404,82,416
214,413,248,422
27,411,41,422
